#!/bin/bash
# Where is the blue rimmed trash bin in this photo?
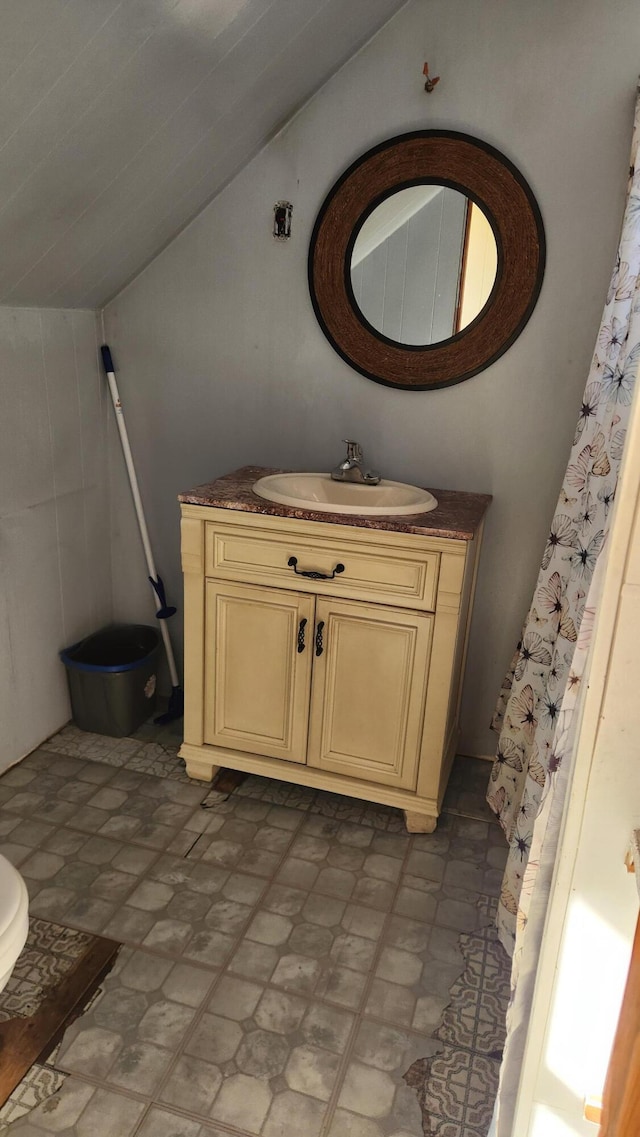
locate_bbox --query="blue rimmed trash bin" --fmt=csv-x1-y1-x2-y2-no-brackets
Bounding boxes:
60,624,160,737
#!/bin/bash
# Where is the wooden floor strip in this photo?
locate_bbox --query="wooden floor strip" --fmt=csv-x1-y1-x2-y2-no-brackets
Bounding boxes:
0,935,120,1106
210,767,248,795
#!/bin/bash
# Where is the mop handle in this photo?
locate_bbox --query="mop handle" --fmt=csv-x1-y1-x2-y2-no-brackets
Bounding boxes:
100,345,180,689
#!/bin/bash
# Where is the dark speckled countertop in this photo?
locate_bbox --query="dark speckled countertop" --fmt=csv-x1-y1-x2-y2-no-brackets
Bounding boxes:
179,466,491,541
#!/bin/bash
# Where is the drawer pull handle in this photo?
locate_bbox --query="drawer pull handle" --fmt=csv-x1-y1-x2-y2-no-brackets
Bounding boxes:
315,621,325,657
287,556,345,581
297,618,307,653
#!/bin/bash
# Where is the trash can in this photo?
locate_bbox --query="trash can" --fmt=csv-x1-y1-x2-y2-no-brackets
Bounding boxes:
60,624,161,737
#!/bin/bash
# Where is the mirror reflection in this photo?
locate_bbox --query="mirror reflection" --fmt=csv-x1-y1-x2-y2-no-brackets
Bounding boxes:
350,186,498,346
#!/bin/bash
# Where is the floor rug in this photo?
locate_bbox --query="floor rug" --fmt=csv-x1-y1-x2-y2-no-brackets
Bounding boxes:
0,918,119,1108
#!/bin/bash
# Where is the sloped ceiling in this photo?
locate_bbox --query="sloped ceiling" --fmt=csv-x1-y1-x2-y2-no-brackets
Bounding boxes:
0,0,409,310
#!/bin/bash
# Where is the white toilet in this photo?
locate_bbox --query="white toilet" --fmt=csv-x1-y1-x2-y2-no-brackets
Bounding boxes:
0,854,29,994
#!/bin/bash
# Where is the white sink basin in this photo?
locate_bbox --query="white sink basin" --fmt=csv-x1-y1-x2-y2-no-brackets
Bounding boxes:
253,473,438,516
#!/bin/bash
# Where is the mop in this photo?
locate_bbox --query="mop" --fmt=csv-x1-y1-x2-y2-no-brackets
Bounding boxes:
100,345,184,724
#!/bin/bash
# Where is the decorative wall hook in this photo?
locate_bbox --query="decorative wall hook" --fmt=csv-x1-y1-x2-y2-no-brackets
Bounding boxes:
423,62,440,93
273,201,293,240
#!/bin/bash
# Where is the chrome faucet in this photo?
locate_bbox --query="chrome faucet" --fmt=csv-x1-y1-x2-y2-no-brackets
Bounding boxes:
331,440,381,485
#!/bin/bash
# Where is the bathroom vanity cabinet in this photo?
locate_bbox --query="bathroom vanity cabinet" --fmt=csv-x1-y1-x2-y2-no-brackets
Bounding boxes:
178,467,490,832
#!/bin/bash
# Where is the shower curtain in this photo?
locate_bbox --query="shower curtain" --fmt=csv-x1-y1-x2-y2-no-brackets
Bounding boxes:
487,89,640,1135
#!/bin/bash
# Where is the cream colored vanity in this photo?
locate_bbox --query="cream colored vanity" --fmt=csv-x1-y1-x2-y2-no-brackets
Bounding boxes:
178,467,490,832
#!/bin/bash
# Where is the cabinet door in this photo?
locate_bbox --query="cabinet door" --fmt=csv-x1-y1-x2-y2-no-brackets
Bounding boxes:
308,598,433,789
204,580,314,762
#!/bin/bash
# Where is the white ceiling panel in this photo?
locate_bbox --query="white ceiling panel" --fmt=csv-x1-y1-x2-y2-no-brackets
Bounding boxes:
0,0,409,308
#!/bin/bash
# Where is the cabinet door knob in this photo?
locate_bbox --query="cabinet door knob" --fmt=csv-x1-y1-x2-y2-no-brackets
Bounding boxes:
288,556,345,581
297,618,307,653
315,621,325,657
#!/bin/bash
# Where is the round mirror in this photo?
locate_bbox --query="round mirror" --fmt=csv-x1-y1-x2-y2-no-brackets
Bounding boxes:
308,131,545,390
349,186,498,347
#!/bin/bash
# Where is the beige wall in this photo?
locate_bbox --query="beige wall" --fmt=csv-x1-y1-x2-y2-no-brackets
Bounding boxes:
104,0,640,757
0,308,111,771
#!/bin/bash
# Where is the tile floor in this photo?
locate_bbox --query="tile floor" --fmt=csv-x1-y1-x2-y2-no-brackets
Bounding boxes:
0,919,108,1132
0,919,99,1022
0,722,508,1137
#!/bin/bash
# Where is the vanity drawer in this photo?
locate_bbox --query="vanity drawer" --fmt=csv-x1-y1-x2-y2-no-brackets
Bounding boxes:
205,522,439,610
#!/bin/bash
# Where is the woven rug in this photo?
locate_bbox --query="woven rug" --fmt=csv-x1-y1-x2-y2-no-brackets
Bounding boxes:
0,918,119,1113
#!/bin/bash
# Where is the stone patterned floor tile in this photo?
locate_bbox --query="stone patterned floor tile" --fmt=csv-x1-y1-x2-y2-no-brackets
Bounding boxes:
0,1065,66,1131
57,947,215,1093
0,815,56,852
53,895,117,934
0,738,506,1137
98,855,270,961
264,813,409,916
446,756,493,795
210,1073,272,1132
2,1078,145,1135
0,843,34,869
232,774,407,831
364,914,468,1033
326,1110,386,1136
159,1054,223,1116
18,836,161,931
336,1020,439,1134
185,811,297,874
32,727,497,835
391,818,506,939
261,1089,325,1137
225,881,388,1010
1,754,208,852
134,1107,233,1137
234,777,318,811
35,730,196,785
441,756,498,827
13,750,103,781
162,984,356,1135
40,726,186,780
38,726,142,760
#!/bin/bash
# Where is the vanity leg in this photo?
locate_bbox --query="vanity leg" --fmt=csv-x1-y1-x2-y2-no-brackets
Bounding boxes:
404,810,438,834
183,754,220,783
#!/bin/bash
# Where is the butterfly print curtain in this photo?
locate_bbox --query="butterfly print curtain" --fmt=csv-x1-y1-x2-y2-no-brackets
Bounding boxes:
488,95,640,949
487,91,640,1136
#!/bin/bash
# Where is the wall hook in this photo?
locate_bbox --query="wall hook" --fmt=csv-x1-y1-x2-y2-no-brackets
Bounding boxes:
273,201,293,240
423,61,440,93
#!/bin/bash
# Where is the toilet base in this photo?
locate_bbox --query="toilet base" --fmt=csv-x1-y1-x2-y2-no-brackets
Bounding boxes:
0,860,29,997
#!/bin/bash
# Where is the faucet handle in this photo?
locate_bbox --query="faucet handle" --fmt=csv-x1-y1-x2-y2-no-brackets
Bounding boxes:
343,439,363,463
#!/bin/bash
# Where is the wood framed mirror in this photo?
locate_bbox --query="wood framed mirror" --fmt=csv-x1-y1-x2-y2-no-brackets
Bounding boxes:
308,130,545,390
